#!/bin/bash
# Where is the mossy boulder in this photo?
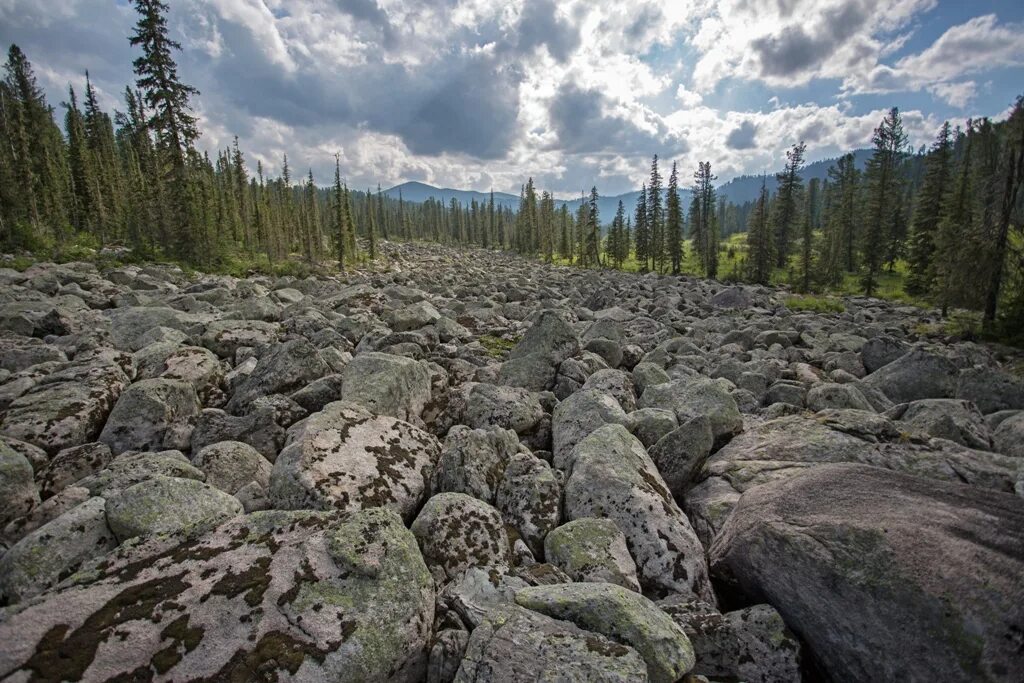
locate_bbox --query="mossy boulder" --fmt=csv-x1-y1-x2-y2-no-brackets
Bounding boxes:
563,424,713,601
0,507,435,682
432,425,520,504
515,582,695,683
99,378,201,455
495,452,561,557
0,497,116,604
709,463,1024,682
269,401,439,522
544,518,640,592
411,493,511,583
75,450,205,498
0,441,38,527
453,604,647,682
552,389,629,469
192,440,271,496
638,376,742,442
340,351,433,422
105,475,242,542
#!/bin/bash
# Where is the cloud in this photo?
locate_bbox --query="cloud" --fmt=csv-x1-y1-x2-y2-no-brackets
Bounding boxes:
928,81,976,109
675,84,703,107
726,120,758,149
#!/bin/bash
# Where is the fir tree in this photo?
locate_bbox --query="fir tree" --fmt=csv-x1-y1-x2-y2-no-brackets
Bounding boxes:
861,108,907,296
772,141,806,268
633,183,649,271
666,161,683,274
746,176,772,284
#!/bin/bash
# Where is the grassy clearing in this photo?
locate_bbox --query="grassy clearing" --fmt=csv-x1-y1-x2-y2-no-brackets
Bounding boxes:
478,334,519,358
784,295,846,313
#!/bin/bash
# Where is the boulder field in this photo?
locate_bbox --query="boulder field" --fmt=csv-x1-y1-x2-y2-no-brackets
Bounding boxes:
1,241,1022,682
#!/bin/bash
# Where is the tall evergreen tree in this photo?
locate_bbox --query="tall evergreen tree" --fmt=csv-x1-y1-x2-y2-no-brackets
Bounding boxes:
633,183,649,271
772,141,806,268
861,107,907,296
746,177,772,284
648,155,663,271
333,155,347,271
666,161,683,274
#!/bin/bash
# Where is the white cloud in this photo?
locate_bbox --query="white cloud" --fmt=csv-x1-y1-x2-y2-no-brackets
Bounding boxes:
675,84,703,107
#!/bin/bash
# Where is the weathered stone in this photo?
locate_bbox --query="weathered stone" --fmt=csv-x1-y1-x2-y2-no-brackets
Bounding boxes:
994,412,1024,458
411,493,512,582
0,497,117,603
226,338,330,414
806,382,874,412
544,518,640,591
190,406,286,462
564,424,714,601
709,463,1024,682
99,378,201,455
0,441,39,527
340,351,433,421
454,605,647,682
75,451,205,497
38,442,114,497
626,407,678,447
862,348,959,403
639,377,742,442
0,507,435,682
515,582,695,683
105,475,243,541
270,401,439,522
888,398,992,449
495,452,561,557
552,388,629,470
389,300,442,332
192,440,271,495
955,366,1024,414
199,319,281,358
432,425,519,504
648,415,715,499
443,382,545,435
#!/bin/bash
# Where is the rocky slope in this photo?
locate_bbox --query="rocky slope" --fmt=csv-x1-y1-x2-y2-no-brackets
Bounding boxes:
0,241,1022,682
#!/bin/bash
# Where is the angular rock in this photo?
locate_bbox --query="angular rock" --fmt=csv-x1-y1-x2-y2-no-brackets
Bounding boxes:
956,366,1024,414
444,382,545,435
199,319,281,359
340,351,433,422
270,401,439,521
226,338,330,414
494,452,561,557
806,382,874,412
75,451,205,497
0,442,39,527
861,348,958,403
544,518,640,592
515,582,695,683
411,493,511,582
888,398,992,449
190,406,286,462
0,508,435,682
564,424,714,601
99,378,201,455
388,300,442,332
648,415,715,499
38,442,114,497
454,605,647,682
994,412,1024,458
711,463,1024,683
552,389,629,470
431,425,519,504
639,377,742,442
0,497,117,603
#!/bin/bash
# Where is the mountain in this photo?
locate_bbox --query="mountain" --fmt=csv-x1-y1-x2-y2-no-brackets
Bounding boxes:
384,181,520,210
385,149,872,224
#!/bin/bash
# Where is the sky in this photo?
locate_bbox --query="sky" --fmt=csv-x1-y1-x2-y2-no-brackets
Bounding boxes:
1,0,1022,197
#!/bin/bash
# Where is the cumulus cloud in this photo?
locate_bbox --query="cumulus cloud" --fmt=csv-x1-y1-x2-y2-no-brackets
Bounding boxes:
0,0,1017,196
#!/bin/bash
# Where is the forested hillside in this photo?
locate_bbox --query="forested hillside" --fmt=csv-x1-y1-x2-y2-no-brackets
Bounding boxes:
1,0,1022,339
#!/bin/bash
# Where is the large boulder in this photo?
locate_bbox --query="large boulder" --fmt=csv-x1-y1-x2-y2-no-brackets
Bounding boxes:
955,366,1024,414
75,451,205,497
1,358,129,455
192,440,271,496
993,412,1024,458
861,348,959,403
431,425,519,503
498,309,579,391
0,508,435,682
515,582,695,683
443,382,545,436
388,300,442,332
544,518,640,592
340,351,432,422
0,442,38,527
0,497,117,603
226,338,330,414
410,492,511,582
453,605,647,682
494,452,561,557
639,377,742,442
887,398,992,449
709,463,1024,682
99,378,201,455
686,409,1020,546
104,475,243,542
658,597,802,683
200,319,281,359
551,388,629,469
190,406,286,462
269,401,439,522
563,424,714,601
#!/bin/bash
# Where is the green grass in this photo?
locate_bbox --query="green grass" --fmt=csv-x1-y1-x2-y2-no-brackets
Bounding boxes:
784,294,846,313
478,334,519,358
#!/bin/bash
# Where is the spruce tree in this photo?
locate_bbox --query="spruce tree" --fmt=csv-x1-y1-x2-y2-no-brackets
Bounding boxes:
648,155,663,271
130,0,201,259
333,155,347,271
746,177,772,284
861,108,907,296
633,184,649,271
772,141,806,268
666,161,683,274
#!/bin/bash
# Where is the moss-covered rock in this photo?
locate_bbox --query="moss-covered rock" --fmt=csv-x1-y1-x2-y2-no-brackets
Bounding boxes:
544,518,639,592
411,493,511,583
0,441,38,527
0,507,434,681
105,475,242,542
269,401,439,521
99,378,201,455
515,582,695,683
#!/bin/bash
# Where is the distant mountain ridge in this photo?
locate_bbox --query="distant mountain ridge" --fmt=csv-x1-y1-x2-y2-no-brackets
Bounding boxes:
385,149,873,224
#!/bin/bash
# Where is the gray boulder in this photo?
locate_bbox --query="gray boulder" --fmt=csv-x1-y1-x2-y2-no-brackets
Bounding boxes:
582,369,637,411
888,399,992,449
956,366,1024,414
0,442,38,527
444,382,545,435
190,406,286,462
388,300,442,332
0,507,435,682
860,335,909,374
340,351,432,422
563,424,714,601
0,497,117,603
494,452,561,557
658,596,802,683
199,319,281,358
75,450,205,497
411,492,511,582
104,475,243,541
453,605,647,682
192,440,271,495
552,388,629,470
639,377,742,442
647,415,715,498
515,582,695,683
861,348,958,403
710,463,1024,683
544,518,640,591
431,425,519,504
226,338,330,414
38,442,113,497
99,378,201,455
269,401,439,522
806,382,874,412
994,412,1024,458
